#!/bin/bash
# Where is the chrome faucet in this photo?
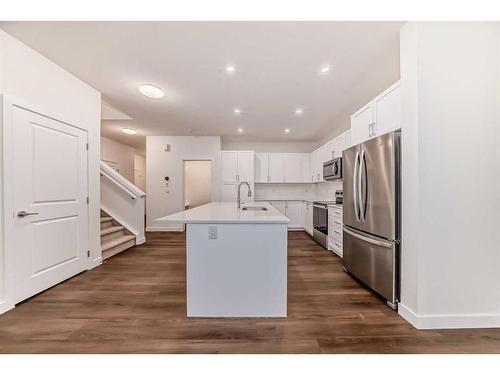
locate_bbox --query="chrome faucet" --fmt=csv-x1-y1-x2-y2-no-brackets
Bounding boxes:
237,181,252,209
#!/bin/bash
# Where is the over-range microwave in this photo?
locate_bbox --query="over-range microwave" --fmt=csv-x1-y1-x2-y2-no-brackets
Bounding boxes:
323,157,342,180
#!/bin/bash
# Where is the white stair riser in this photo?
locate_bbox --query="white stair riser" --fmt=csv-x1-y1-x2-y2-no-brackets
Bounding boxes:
102,239,136,260
100,229,127,244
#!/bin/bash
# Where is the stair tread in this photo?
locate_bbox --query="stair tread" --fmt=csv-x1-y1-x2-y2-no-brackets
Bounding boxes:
101,234,135,251
100,217,112,223
101,225,124,235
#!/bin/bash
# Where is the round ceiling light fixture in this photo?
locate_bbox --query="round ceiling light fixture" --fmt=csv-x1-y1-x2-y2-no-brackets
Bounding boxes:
284,128,291,134
320,65,331,74
121,128,139,135
234,108,241,115
237,128,244,133
295,108,304,115
226,65,236,73
138,83,165,99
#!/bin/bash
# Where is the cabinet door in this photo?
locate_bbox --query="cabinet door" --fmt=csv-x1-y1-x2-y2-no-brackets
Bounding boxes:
268,153,284,183
310,151,317,182
373,82,401,137
221,182,236,201
307,202,313,232
350,102,373,145
283,153,302,183
255,153,269,183
285,202,302,228
237,151,255,182
221,151,238,183
300,153,310,183
316,145,329,182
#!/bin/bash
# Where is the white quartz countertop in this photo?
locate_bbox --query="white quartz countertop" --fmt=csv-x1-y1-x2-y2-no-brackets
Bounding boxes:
157,202,290,224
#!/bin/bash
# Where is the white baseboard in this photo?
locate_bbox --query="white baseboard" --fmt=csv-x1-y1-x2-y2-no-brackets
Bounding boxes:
87,257,102,270
398,303,500,329
146,226,184,232
135,236,146,245
0,301,15,316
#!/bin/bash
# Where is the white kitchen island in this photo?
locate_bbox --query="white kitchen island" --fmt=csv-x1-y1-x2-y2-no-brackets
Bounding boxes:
158,202,289,317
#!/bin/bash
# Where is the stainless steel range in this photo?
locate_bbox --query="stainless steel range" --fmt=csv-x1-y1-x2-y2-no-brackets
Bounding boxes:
312,201,335,248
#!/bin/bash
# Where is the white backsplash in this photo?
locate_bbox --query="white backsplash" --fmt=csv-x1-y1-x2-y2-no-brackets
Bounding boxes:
254,181,342,202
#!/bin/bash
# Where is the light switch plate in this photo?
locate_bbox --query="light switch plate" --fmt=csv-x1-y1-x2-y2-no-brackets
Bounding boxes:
208,226,218,239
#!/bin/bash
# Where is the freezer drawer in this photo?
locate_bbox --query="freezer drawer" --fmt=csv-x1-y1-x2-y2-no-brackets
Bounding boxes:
343,226,398,304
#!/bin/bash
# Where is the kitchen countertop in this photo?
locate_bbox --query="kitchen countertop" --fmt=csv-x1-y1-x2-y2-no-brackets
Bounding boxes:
157,202,290,224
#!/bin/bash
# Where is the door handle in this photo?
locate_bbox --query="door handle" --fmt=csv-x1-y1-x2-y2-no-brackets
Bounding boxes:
17,210,39,218
359,149,366,222
353,151,360,221
343,227,392,248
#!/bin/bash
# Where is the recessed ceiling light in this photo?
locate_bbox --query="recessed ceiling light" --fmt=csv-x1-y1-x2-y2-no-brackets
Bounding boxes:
121,128,138,135
295,108,304,115
234,108,241,115
226,65,236,73
237,128,244,133
284,128,291,134
320,65,331,74
138,84,165,99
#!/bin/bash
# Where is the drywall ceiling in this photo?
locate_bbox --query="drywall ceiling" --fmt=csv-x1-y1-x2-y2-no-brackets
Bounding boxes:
0,21,403,151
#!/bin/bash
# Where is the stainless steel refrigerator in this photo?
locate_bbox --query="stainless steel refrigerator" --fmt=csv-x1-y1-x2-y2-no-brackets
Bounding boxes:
342,130,401,309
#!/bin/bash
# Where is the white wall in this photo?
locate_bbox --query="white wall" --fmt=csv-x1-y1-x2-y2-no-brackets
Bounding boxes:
222,141,317,153
134,154,146,192
399,22,500,328
0,29,101,314
184,160,212,209
146,136,221,231
101,136,135,183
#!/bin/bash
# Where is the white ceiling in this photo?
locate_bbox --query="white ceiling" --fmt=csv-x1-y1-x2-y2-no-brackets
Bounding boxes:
0,21,404,151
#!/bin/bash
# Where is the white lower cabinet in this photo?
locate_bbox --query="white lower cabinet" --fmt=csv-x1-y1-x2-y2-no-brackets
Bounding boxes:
269,201,286,215
328,205,343,257
303,201,313,234
285,202,302,228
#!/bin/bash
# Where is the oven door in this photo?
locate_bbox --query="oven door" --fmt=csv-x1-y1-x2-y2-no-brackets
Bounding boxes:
313,205,328,236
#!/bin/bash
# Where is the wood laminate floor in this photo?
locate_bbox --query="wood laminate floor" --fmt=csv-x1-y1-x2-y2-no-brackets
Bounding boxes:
0,231,499,354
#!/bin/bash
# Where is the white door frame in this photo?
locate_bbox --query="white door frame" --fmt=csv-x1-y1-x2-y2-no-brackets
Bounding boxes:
1,95,91,313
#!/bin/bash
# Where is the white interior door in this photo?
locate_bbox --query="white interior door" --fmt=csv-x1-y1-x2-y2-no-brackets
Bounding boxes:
11,106,89,304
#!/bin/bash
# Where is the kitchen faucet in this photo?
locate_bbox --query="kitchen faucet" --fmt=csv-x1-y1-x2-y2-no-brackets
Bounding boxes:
237,181,252,209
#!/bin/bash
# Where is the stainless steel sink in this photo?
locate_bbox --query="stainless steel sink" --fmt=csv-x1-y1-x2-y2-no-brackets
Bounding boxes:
241,206,268,211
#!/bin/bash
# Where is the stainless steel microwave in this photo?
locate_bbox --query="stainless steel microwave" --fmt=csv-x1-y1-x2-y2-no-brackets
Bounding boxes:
323,157,342,180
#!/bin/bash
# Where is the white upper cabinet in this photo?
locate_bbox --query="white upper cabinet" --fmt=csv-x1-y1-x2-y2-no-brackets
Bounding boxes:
268,153,285,183
221,151,254,183
373,81,401,136
283,153,302,183
237,151,255,182
300,154,310,183
255,153,269,183
221,151,238,183
350,81,401,146
351,102,374,146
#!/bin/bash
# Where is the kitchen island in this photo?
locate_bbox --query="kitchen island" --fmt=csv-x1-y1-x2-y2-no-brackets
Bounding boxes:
158,202,289,317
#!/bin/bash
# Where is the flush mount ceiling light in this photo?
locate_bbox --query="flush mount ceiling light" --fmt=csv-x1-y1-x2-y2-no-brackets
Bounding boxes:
295,108,304,115
225,65,236,73
138,84,165,99
320,65,331,74
233,108,241,115
237,128,244,133
284,128,291,134
121,128,138,135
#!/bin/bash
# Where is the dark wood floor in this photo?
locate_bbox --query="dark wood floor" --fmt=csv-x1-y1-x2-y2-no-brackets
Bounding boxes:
0,231,499,353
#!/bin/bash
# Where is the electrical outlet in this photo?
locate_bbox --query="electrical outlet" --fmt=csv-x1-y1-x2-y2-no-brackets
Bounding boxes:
208,226,218,239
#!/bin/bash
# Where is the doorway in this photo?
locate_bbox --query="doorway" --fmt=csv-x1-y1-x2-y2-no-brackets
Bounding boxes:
183,160,212,210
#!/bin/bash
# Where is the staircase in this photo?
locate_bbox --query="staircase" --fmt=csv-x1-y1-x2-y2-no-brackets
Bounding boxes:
100,210,136,260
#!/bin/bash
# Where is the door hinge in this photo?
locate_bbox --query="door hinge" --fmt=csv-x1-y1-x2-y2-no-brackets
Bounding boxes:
86,143,89,150
86,196,89,204
87,250,90,258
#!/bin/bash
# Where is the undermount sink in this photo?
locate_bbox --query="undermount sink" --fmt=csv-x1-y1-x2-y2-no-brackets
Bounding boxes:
241,206,268,211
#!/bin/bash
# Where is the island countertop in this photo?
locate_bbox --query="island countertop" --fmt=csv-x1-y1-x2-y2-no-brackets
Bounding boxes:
157,202,290,224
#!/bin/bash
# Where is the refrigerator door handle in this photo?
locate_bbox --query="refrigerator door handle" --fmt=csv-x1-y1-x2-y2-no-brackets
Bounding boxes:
359,148,367,222
353,151,360,221
343,227,392,248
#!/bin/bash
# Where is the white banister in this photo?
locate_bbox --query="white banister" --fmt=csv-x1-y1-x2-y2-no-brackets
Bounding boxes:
100,161,146,245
